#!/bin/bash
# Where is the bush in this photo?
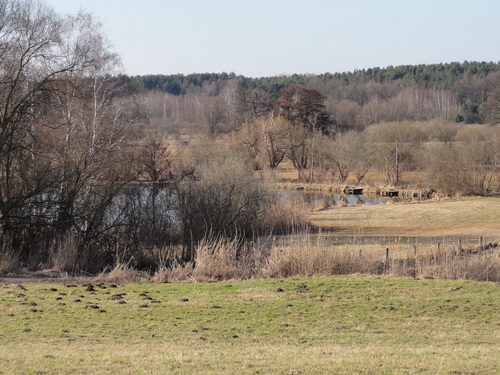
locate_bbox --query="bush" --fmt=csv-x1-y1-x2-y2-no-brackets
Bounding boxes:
174,154,264,260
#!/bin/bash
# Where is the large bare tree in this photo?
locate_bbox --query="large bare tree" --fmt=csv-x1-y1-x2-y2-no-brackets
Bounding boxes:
0,0,143,267
0,0,77,246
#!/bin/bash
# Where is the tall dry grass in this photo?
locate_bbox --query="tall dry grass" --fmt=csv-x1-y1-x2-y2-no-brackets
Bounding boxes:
134,234,500,283
257,198,310,235
267,236,499,281
50,235,80,273
95,262,151,283
406,245,500,281
152,236,273,282
0,237,20,273
261,238,383,278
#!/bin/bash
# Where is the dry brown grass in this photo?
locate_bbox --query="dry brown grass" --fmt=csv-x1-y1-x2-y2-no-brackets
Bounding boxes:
150,263,193,282
262,244,382,278
50,235,79,273
190,238,244,281
150,237,273,282
0,239,20,273
93,196,500,283
410,246,500,281
140,235,500,283
265,235,500,281
309,196,500,237
95,262,150,282
258,197,310,234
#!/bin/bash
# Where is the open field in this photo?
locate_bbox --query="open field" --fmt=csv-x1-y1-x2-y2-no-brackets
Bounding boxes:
1,276,499,374
309,195,500,238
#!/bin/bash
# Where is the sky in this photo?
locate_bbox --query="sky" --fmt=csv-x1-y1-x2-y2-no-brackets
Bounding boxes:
46,0,500,78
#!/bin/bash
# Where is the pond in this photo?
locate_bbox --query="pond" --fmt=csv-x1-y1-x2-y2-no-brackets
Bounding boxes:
279,190,424,208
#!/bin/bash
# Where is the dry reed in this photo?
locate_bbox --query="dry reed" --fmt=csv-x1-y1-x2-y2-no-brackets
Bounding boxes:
50,235,80,273
94,234,499,283
0,238,20,273
95,262,150,282
266,235,500,282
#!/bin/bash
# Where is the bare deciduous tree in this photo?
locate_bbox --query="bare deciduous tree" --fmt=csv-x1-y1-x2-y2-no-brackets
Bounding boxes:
368,122,424,185
486,73,500,125
0,1,144,268
238,112,291,171
234,86,271,125
0,0,78,249
174,151,263,261
316,131,374,184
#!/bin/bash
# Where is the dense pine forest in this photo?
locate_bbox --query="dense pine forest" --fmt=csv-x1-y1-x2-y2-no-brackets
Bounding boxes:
135,61,500,95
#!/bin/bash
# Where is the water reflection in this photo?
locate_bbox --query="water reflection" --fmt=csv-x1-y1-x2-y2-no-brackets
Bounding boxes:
279,190,397,207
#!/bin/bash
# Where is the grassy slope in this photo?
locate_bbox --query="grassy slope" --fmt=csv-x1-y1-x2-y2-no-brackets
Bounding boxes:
1,276,499,374
310,196,500,238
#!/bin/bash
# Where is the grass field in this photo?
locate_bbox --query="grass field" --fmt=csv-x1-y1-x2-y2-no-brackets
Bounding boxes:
1,276,499,374
309,195,500,238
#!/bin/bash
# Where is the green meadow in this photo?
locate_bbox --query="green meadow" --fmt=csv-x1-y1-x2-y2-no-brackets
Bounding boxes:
1,276,498,374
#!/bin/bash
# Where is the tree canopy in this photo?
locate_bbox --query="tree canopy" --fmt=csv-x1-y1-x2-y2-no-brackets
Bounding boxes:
132,61,500,98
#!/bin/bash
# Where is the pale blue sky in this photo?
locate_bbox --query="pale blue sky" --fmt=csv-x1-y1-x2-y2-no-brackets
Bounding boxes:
47,0,500,77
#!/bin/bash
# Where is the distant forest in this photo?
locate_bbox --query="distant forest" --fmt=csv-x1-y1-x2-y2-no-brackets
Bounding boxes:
130,61,500,95
119,61,500,128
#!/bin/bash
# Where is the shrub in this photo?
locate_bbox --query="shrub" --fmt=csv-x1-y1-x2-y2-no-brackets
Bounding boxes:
174,154,264,260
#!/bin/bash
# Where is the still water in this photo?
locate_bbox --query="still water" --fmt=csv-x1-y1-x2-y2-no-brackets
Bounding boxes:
279,190,422,208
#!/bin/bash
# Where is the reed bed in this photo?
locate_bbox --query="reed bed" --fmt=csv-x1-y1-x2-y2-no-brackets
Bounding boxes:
263,234,500,281
101,234,500,283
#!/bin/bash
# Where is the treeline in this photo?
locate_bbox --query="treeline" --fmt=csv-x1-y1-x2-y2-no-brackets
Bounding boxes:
131,61,500,95
134,61,500,129
313,61,500,88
